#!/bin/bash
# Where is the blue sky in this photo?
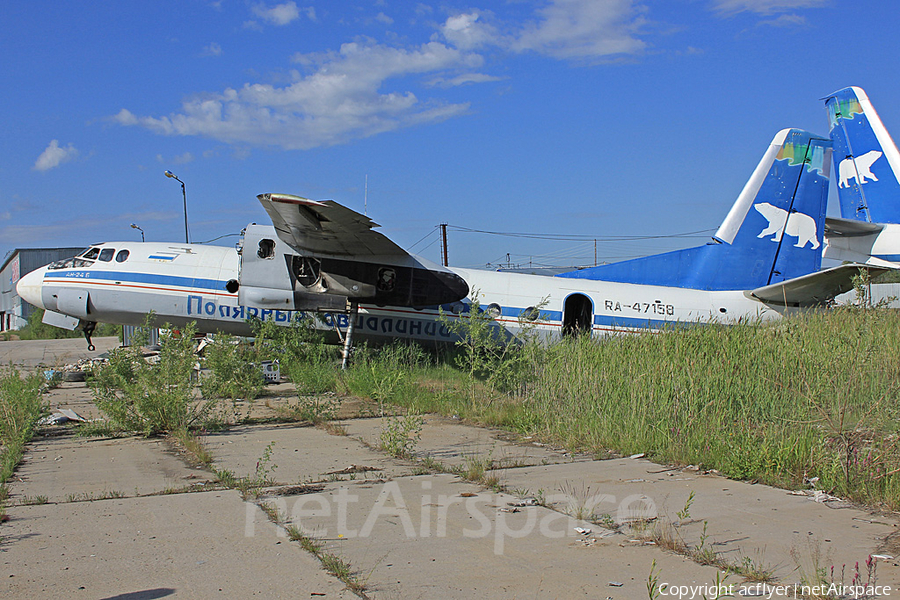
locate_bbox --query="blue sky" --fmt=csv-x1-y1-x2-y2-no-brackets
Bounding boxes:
2,0,899,270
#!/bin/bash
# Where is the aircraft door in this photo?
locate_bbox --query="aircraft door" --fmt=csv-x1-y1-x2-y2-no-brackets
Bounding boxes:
562,293,592,337
56,288,91,320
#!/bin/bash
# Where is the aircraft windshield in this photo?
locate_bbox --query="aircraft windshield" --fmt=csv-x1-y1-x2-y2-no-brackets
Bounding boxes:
48,246,100,270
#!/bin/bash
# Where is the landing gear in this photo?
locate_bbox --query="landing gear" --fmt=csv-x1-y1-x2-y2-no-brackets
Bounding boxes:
340,300,358,370
80,320,97,351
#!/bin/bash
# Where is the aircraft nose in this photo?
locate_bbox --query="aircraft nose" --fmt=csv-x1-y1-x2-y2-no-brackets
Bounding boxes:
16,267,46,309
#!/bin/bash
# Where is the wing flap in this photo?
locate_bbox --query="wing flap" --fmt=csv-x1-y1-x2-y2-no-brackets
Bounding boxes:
750,263,891,305
258,193,407,257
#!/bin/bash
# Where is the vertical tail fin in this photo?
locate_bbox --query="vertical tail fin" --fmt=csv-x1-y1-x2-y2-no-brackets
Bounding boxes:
557,129,831,290
825,86,900,223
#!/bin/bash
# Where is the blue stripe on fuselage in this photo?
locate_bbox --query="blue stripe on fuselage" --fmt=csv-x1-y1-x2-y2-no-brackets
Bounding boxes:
593,314,694,329
45,269,228,292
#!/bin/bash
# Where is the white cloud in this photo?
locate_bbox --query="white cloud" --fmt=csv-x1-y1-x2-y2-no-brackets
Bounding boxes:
114,41,476,149
712,0,827,15
757,13,808,26
511,0,646,59
202,42,222,56
156,152,195,165
252,2,301,26
113,2,657,151
428,73,506,88
440,12,500,50
33,140,79,172
375,12,393,25
113,109,139,125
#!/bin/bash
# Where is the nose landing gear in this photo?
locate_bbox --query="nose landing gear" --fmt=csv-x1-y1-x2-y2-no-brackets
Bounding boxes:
79,320,97,351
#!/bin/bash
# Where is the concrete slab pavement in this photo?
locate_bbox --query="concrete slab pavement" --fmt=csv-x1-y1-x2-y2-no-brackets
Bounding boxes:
267,473,723,600
5,339,900,599
3,491,352,599
0,336,119,369
10,434,208,503
343,415,583,469
203,423,421,484
489,459,900,587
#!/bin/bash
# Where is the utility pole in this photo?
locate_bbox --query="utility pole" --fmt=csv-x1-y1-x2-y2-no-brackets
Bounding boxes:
594,239,597,266
440,223,449,267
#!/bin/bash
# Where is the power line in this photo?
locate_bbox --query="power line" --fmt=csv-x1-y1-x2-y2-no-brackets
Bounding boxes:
408,226,439,252
445,225,715,242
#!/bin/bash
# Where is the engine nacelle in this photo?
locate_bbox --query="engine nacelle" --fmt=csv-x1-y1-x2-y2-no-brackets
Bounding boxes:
237,223,469,310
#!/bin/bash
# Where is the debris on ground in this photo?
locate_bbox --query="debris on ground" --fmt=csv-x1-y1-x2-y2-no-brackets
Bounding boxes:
325,464,381,475
37,408,88,426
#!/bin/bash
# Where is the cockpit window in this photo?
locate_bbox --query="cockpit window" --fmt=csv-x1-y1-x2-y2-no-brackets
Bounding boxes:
50,247,100,269
115,250,130,263
99,248,115,262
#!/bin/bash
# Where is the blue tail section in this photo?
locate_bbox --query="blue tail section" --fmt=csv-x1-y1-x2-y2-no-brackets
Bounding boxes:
825,86,900,223
557,129,831,291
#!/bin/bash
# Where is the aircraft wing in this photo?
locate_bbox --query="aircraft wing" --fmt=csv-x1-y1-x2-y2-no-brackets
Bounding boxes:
824,217,883,237
749,263,892,306
257,193,408,258
246,193,469,310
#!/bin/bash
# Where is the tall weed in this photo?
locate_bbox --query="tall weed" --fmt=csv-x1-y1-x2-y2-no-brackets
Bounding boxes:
91,322,217,435
440,294,546,402
201,334,265,404
253,317,338,396
519,310,900,506
0,369,44,483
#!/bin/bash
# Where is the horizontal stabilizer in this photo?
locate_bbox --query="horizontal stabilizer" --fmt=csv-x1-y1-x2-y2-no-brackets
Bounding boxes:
824,216,883,237
750,264,891,306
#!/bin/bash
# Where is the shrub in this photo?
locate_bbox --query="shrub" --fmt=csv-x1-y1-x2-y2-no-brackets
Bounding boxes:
91,322,217,435
201,334,265,403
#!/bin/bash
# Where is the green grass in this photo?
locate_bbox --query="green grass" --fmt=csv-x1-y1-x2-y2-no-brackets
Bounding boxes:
66,305,900,510
341,309,900,509
516,309,900,505
0,369,45,485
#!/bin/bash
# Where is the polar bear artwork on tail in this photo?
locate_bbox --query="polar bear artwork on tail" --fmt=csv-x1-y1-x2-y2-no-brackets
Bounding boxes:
753,202,820,249
838,150,882,188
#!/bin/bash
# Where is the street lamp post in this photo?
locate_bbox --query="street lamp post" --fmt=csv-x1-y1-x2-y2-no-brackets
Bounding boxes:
130,223,145,242
164,170,189,244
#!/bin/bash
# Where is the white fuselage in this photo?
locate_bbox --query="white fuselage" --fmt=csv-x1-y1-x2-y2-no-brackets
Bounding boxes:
17,241,787,344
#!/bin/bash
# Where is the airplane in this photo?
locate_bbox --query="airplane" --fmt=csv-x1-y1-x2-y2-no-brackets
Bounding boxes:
822,86,900,266
16,128,884,355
